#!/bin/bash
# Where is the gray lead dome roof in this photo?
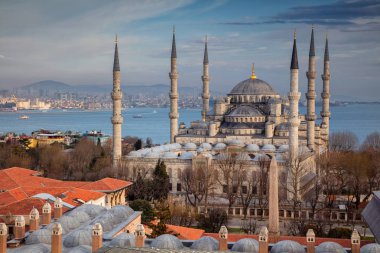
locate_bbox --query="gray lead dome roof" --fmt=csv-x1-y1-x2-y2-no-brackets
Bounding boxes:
229,78,277,95
228,105,264,117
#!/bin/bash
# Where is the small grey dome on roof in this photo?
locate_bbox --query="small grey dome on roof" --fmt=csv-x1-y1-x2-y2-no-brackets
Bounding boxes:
278,144,289,152
299,145,310,155
253,153,270,161
25,229,51,245
262,144,276,152
184,143,197,151
92,212,117,232
151,234,184,250
232,238,259,253
127,151,142,157
360,243,380,253
190,236,218,251
161,152,178,159
13,243,50,253
246,144,260,152
169,143,182,151
271,240,305,253
275,153,285,162
145,152,160,158
58,216,81,233
228,105,264,117
66,245,92,253
109,205,134,219
67,211,90,224
316,242,347,253
214,143,227,150
73,204,106,219
228,139,245,147
109,233,136,247
229,78,277,95
63,229,92,248
200,143,212,150
179,152,194,159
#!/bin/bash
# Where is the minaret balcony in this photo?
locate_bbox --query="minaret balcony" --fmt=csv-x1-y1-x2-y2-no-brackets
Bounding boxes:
111,116,123,124
306,71,316,79
169,72,178,79
202,75,210,81
306,92,316,99
169,93,178,99
321,74,330,81
111,92,122,100
202,93,210,99
320,111,331,117
306,115,317,121
169,112,179,119
321,92,330,99
288,91,301,100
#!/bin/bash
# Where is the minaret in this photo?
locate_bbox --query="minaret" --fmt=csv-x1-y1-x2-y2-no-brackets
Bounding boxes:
306,26,317,151
111,35,123,167
201,35,210,122
321,34,331,144
169,27,179,143
288,31,300,167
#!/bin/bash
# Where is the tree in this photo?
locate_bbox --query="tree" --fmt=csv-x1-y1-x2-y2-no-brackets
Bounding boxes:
361,132,380,152
256,155,270,219
38,143,67,178
129,199,155,224
197,208,228,233
330,131,358,152
146,137,153,148
134,139,143,150
151,160,170,201
239,169,258,219
128,171,152,201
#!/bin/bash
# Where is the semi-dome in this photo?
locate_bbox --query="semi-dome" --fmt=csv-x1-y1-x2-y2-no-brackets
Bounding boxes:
231,238,259,253
228,105,264,117
316,242,347,253
25,229,51,245
246,144,260,152
360,243,380,253
109,233,136,247
190,236,218,251
229,78,277,96
271,240,305,253
151,234,184,250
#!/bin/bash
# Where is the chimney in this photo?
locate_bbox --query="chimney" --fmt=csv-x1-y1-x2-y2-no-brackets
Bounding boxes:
51,223,62,253
351,229,360,253
42,202,52,225
14,216,25,240
135,224,145,248
0,223,7,253
306,229,315,253
259,226,269,253
54,198,63,219
92,223,103,252
29,207,40,231
218,226,228,251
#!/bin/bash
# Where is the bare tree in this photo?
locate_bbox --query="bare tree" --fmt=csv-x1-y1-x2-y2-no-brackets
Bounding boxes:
330,131,358,152
239,169,258,219
361,132,380,152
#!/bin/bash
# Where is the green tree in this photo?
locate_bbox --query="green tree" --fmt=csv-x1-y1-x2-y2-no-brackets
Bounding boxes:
129,199,155,224
152,160,170,201
197,208,228,233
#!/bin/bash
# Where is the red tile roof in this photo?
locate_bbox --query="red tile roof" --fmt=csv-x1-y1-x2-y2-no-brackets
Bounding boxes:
79,177,132,192
166,224,205,240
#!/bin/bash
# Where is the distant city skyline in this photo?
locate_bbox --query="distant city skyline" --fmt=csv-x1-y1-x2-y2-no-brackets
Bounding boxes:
0,0,379,101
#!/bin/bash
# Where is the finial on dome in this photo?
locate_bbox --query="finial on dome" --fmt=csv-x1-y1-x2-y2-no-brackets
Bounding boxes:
250,63,257,79
115,34,118,44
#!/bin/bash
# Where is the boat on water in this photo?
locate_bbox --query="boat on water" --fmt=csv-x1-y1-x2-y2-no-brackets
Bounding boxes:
133,114,143,118
19,115,29,120
153,110,157,113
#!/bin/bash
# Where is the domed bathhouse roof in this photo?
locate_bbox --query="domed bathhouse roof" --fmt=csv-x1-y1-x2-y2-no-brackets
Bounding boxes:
246,143,260,152
231,238,259,253
261,144,276,152
25,229,51,245
253,153,270,161
150,234,184,250
67,211,90,224
190,236,218,251
184,142,197,151
361,243,380,253
109,205,134,219
10,243,50,253
278,144,289,152
66,245,92,253
316,242,347,253
63,228,92,248
228,105,264,117
127,151,142,158
228,139,245,147
109,233,136,247
229,78,277,96
179,152,194,160
200,142,212,150
144,151,160,158
72,204,106,219
270,240,305,253
161,152,178,159
58,215,81,233
213,142,227,150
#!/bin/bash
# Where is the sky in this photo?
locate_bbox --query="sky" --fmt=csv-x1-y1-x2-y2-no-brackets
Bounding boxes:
0,0,379,101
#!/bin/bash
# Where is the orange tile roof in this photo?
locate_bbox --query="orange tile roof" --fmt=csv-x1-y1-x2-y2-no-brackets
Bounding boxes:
0,198,48,216
79,177,132,192
166,224,205,240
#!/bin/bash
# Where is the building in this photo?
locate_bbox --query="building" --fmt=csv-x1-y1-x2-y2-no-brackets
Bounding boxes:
120,28,330,203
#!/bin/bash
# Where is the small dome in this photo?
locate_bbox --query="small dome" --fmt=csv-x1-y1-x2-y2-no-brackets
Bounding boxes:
66,245,92,253
151,234,184,250
67,211,90,224
262,144,276,152
109,205,134,219
179,152,194,159
271,240,305,253
25,229,51,245
63,229,92,248
184,143,197,151
228,105,264,117
13,244,50,253
246,144,260,152
316,242,347,253
275,153,285,162
190,236,218,251
169,143,182,151
278,144,289,152
145,152,160,158
253,153,270,161
361,243,380,253
200,143,212,150
127,151,142,157
109,233,136,247
73,204,106,219
228,139,245,147
58,216,81,233
213,143,227,150
232,238,259,253
161,152,178,159
229,78,277,96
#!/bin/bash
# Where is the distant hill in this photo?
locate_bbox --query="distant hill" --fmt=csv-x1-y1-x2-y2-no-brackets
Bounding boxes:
21,80,72,91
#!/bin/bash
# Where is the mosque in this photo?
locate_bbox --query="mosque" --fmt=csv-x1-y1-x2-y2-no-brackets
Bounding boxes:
115,27,331,202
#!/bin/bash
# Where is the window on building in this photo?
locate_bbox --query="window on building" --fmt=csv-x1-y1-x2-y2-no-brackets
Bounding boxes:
242,185,247,194
233,185,238,193
252,186,257,195
223,185,228,193
169,183,172,191
177,183,182,192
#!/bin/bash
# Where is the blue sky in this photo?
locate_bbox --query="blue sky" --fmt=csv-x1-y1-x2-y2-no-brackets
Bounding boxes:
0,0,379,101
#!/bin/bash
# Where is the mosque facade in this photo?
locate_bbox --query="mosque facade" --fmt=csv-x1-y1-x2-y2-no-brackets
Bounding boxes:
120,27,331,202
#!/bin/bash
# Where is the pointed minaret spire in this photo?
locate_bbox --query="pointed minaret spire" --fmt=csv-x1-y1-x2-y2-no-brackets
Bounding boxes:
113,34,120,71
290,30,299,69
201,34,210,122
171,26,177,59
309,25,315,57
321,32,331,145
324,33,329,62
203,35,209,64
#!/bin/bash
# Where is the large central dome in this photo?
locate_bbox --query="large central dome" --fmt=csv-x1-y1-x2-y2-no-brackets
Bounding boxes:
229,78,277,96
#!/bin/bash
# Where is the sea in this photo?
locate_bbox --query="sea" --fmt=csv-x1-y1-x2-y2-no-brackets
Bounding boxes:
0,104,379,145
